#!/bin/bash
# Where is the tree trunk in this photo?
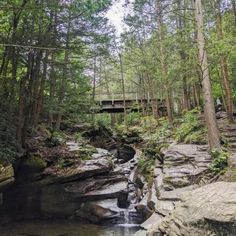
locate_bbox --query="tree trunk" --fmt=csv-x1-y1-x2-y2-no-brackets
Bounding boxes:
156,0,173,124
193,0,221,149
16,51,34,146
92,56,97,124
56,11,71,130
177,0,190,112
232,0,236,35
49,53,56,127
34,50,49,126
119,53,127,126
215,1,234,122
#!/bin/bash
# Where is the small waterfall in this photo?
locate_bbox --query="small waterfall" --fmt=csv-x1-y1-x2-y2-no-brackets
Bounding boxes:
118,205,141,228
123,208,130,224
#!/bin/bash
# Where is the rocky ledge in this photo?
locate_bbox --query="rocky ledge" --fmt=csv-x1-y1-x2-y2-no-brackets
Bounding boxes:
133,140,236,236
147,182,236,236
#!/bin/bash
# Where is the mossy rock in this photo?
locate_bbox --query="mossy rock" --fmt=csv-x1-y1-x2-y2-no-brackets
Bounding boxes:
0,164,14,182
21,155,47,173
0,164,14,191
220,167,236,182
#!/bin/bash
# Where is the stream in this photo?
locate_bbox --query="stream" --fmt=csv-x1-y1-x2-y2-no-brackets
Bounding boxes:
0,136,145,236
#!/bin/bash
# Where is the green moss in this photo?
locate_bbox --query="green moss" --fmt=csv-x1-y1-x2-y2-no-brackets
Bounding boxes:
21,155,47,173
221,167,236,182
77,145,96,160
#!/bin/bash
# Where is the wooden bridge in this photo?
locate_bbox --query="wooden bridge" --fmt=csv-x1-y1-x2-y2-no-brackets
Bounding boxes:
91,92,167,114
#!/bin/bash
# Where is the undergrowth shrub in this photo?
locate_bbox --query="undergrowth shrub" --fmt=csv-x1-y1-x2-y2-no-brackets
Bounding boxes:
140,116,158,132
155,118,172,139
175,108,206,144
210,149,229,173
126,112,141,126
94,113,111,130
137,155,155,186
0,147,21,165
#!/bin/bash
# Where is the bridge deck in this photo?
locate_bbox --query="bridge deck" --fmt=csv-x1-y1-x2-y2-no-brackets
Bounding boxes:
91,97,166,114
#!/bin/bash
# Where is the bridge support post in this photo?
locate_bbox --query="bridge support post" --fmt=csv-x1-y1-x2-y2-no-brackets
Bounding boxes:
112,93,114,106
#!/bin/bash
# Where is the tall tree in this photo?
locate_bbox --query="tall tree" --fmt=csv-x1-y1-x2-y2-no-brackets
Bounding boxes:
193,0,221,149
156,0,173,123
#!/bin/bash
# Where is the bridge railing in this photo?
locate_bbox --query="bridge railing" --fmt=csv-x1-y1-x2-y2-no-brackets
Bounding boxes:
92,92,156,102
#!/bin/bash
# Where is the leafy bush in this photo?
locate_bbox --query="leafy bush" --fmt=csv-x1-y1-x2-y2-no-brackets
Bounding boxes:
137,156,155,186
115,124,141,139
126,112,141,126
142,140,167,163
175,108,206,144
94,113,111,130
0,147,21,165
210,149,229,173
140,116,159,132
155,118,173,139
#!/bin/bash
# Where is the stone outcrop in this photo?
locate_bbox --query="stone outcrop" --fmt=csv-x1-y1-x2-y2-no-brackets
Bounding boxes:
134,144,214,236
162,144,212,190
147,182,236,236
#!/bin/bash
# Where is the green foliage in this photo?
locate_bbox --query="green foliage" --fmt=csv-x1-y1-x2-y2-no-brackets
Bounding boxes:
138,157,155,175
137,156,155,186
77,145,97,159
94,113,111,130
46,130,67,147
143,140,168,160
155,118,173,139
210,149,229,173
74,132,84,143
126,112,141,126
115,124,141,140
0,147,21,165
140,116,159,132
175,109,207,144
56,158,74,169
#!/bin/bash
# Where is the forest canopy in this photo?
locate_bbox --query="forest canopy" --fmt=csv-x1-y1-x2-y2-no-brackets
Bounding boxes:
0,0,236,153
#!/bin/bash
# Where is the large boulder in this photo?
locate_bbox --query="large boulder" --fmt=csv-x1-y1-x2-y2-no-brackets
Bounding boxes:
147,182,236,236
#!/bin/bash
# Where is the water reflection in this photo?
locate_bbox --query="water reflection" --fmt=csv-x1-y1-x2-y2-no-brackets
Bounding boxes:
0,220,139,236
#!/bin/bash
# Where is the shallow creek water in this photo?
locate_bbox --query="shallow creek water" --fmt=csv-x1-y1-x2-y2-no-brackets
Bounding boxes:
0,220,139,236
